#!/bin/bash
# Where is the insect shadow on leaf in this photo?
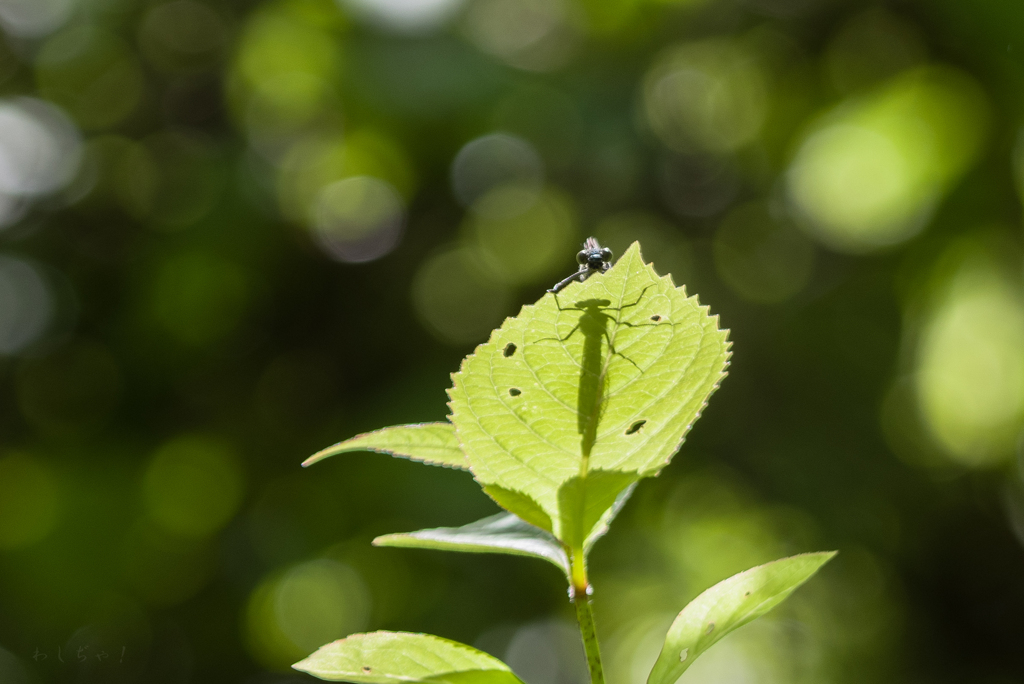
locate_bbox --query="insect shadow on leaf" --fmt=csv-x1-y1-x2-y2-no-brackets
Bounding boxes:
529,285,668,463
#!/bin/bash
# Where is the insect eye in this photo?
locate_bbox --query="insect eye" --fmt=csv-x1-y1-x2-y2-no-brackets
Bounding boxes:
601,248,613,261
576,251,588,265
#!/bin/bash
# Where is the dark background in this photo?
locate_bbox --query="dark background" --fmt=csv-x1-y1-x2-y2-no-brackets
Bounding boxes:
1,0,1024,682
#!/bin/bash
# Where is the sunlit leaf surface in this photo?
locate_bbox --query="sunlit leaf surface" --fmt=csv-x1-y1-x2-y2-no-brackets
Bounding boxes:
448,243,730,544
647,552,836,684
374,511,569,579
303,422,468,470
293,631,524,684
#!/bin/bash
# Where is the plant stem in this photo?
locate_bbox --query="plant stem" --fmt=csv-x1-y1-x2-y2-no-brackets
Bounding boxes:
575,593,605,684
571,550,605,684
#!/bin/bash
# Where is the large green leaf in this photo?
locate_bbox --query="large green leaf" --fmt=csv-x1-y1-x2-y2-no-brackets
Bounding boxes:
373,511,569,579
294,631,523,684
646,552,836,684
303,423,468,470
448,242,730,544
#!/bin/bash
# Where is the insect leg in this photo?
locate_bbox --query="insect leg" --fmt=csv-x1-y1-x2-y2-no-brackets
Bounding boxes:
548,268,587,293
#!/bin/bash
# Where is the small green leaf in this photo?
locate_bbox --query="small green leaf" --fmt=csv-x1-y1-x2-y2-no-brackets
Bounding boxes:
304,423,468,470
481,486,553,532
448,242,730,544
293,631,524,684
373,512,569,579
583,480,637,553
646,551,836,684
556,470,639,550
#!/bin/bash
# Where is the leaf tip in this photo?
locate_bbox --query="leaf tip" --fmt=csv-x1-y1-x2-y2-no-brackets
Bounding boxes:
790,549,839,573
301,449,332,468
801,549,838,560
291,655,315,674
623,240,644,259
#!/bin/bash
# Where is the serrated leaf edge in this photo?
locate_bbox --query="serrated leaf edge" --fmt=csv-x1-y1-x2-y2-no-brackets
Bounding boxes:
302,422,470,470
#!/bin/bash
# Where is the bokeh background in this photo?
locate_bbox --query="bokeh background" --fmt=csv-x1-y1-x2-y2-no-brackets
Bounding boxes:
1,0,1023,681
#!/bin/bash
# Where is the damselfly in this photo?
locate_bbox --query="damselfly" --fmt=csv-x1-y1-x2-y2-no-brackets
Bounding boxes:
548,237,613,293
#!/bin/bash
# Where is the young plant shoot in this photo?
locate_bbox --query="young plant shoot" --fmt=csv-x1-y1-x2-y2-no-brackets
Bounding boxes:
296,241,835,684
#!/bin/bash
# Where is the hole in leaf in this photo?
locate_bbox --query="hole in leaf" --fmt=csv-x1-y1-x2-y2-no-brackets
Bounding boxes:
362,667,372,673
625,420,646,435
509,388,522,396
650,315,661,322
503,342,516,357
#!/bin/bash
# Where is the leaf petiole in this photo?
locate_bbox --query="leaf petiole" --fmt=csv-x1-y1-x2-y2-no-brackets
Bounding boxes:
570,549,605,684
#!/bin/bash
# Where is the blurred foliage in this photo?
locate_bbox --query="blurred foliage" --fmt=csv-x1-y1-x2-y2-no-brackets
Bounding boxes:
1,0,1024,682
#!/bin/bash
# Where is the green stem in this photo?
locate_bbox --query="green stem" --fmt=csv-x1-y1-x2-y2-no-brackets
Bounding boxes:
571,550,605,684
